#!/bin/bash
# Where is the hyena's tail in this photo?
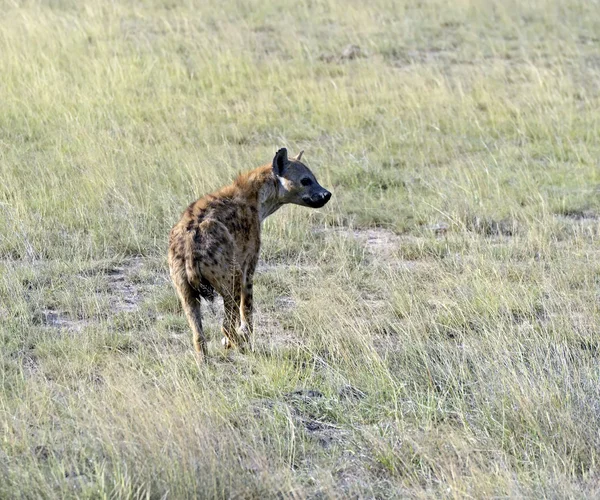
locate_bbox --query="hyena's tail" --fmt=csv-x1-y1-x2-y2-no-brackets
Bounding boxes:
184,229,215,302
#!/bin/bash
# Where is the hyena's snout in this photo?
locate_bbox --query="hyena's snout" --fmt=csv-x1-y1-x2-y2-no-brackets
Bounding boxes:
302,188,332,208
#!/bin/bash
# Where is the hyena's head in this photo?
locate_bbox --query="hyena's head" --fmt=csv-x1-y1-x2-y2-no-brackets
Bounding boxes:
272,148,332,208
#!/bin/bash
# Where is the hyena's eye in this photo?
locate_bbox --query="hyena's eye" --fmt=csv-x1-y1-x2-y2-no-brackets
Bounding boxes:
300,178,313,186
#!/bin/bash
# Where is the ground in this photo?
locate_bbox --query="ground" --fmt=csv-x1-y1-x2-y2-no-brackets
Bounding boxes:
1,0,600,498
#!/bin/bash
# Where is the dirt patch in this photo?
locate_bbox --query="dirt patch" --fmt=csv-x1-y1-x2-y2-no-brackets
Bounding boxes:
252,316,298,352
314,226,405,260
36,257,159,332
555,209,598,220
287,390,348,448
357,228,402,257
201,297,298,353
33,309,88,332
252,389,349,450
274,296,296,311
105,257,145,313
465,216,517,236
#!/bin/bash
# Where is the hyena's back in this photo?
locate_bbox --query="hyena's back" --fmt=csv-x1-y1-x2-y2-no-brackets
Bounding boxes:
168,193,260,302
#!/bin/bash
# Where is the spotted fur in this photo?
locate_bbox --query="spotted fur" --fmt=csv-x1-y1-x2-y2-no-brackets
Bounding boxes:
168,148,332,358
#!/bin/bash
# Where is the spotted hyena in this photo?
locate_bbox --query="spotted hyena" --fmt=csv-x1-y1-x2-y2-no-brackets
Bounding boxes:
168,148,332,358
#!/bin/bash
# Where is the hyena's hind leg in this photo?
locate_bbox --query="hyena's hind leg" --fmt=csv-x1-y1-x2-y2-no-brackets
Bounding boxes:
171,266,207,357
181,285,206,357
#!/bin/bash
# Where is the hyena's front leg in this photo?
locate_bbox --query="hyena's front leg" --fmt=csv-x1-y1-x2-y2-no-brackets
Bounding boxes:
239,281,253,346
220,278,243,351
238,261,256,351
221,295,240,349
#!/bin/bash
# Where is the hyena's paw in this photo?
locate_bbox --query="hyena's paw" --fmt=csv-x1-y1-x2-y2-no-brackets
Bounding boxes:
237,323,253,353
238,322,251,341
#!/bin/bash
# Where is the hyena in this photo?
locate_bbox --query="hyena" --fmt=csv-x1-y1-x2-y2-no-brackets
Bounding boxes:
168,148,332,358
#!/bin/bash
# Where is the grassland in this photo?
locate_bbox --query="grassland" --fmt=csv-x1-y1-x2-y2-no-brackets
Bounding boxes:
1,0,600,497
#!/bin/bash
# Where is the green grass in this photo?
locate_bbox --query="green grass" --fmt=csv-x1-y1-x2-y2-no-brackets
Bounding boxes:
2,0,600,497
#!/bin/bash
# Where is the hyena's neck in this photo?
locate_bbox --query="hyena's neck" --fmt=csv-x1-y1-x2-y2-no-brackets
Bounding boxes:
257,179,283,222
234,165,283,223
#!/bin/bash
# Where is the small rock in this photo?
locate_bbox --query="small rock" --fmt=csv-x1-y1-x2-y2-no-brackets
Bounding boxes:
285,389,324,400
426,223,449,235
304,420,323,432
341,44,365,60
33,445,50,460
339,385,366,401
318,53,336,63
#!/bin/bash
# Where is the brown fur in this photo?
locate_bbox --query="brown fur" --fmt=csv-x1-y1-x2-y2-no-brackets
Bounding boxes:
168,148,331,358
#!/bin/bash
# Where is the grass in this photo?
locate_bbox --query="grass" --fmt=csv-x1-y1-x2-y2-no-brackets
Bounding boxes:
1,0,600,497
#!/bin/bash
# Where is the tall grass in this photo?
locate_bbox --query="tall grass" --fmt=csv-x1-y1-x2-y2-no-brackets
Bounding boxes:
1,0,600,497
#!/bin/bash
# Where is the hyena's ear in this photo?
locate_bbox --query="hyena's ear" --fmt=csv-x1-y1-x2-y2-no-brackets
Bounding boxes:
292,150,304,161
273,148,288,176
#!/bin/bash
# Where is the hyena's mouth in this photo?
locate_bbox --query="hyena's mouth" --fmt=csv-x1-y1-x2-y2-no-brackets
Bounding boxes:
303,191,332,208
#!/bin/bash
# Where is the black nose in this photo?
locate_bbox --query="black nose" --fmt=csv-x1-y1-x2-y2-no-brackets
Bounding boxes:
322,191,331,202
